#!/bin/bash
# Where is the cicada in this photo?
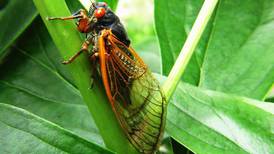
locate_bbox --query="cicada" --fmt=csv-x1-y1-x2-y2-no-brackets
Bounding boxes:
48,2,167,153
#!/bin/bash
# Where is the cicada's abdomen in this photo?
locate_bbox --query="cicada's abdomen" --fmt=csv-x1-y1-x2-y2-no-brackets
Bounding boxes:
115,70,167,154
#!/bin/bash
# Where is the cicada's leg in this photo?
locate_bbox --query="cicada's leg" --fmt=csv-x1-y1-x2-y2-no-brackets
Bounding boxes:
62,41,90,64
88,33,100,89
47,9,86,21
90,51,99,62
88,52,99,89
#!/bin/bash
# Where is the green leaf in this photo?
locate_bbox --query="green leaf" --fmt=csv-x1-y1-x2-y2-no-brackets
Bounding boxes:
157,136,174,154
0,103,112,154
66,0,85,13
155,0,274,100
0,17,103,144
0,0,38,60
199,0,274,100
155,0,212,85
167,81,274,154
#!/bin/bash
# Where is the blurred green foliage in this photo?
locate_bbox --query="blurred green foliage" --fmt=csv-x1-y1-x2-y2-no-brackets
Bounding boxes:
116,0,161,73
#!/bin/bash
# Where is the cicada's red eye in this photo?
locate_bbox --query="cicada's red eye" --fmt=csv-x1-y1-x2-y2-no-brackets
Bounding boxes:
94,7,106,18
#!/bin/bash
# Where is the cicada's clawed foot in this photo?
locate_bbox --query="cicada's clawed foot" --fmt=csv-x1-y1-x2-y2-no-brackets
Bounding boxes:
61,60,72,65
92,46,98,53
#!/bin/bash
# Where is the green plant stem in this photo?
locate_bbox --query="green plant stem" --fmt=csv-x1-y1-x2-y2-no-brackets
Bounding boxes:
162,0,219,101
33,0,137,153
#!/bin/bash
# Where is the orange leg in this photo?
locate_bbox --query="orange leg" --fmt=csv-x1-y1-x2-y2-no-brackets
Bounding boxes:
62,41,90,64
47,9,87,21
47,9,92,65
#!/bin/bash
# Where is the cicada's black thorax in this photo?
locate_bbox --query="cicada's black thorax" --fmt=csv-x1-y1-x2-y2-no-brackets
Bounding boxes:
89,7,131,46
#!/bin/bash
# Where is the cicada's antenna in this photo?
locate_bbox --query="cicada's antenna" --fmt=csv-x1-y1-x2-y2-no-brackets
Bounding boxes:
90,0,96,6
92,2,96,8
86,0,98,23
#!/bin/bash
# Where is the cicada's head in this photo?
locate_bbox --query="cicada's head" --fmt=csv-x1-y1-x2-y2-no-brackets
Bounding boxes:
87,2,130,46
88,2,121,35
77,2,109,33
89,2,108,20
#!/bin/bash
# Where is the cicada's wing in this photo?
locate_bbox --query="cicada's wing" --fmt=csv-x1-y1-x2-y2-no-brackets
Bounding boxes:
99,30,167,154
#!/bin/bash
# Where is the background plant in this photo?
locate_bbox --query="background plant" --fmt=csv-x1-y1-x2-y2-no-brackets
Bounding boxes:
0,0,273,154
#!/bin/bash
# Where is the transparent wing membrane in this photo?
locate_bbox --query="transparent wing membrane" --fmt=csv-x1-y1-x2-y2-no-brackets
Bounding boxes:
100,30,167,153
